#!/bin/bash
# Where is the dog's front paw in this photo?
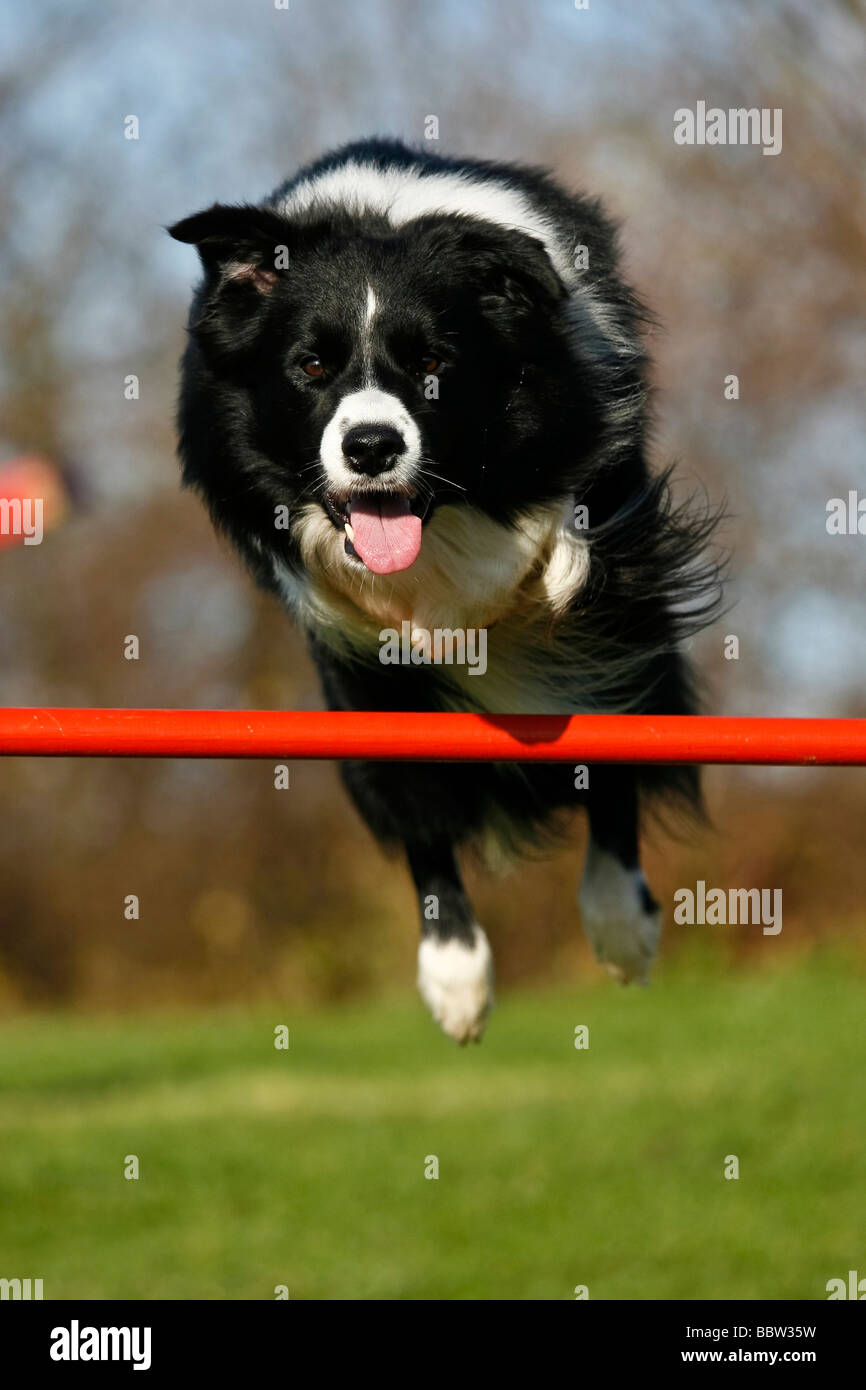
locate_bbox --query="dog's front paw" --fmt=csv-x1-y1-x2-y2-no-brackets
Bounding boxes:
578,843,660,985
417,925,494,1044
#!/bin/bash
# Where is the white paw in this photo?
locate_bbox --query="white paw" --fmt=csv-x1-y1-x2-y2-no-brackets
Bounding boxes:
578,842,660,985
417,925,494,1044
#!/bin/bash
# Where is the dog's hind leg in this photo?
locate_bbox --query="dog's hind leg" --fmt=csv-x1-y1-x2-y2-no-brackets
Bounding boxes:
578,769,660,985
407,842,494,1044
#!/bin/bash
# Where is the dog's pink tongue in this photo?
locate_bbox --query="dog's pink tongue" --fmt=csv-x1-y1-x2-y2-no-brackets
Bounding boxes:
349,494,422,574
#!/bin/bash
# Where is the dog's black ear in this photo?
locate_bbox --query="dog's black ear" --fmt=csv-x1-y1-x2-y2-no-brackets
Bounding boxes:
418,217,567,318
169,204,296,368
473,227,567,315
168,203,293,293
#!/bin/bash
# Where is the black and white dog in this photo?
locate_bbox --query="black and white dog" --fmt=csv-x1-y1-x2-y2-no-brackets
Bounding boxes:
169,138,718,1043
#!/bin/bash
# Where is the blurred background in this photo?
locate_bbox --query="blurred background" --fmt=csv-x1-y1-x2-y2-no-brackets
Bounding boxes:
0,0,864,1300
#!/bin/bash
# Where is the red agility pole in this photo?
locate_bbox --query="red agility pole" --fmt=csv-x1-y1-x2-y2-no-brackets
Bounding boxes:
0,709,864,765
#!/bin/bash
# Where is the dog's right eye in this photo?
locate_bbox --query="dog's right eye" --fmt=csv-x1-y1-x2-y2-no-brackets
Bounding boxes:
300,355,326,379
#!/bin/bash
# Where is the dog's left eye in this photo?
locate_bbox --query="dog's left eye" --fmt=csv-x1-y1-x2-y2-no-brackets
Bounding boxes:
419,354,443,377
300,355,326,379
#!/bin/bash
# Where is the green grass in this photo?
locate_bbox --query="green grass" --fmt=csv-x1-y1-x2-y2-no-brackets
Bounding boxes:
0,951,863,1300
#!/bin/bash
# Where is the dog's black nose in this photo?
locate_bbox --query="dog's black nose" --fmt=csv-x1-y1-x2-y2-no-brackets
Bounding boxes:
341,424,406,476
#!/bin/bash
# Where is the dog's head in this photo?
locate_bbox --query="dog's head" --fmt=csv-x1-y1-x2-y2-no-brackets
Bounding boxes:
169,202,603,578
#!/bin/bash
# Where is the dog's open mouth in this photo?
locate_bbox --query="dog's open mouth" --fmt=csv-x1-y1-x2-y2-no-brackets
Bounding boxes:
324,490,425,575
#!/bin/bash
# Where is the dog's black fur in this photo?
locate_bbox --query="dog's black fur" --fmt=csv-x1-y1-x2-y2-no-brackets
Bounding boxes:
169,138,720,1038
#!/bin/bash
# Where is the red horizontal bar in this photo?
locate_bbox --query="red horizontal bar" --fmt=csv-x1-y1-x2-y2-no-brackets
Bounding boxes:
0,709,864,764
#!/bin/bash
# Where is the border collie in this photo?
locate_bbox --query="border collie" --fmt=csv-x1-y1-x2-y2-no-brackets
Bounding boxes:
169,138,719,1043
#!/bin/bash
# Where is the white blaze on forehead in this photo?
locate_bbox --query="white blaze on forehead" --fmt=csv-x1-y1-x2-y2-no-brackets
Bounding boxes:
319,387,422,496
281,161,567,278
360,283,378,379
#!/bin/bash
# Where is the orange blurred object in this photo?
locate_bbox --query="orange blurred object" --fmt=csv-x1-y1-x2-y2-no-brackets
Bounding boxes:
0,454,69,550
